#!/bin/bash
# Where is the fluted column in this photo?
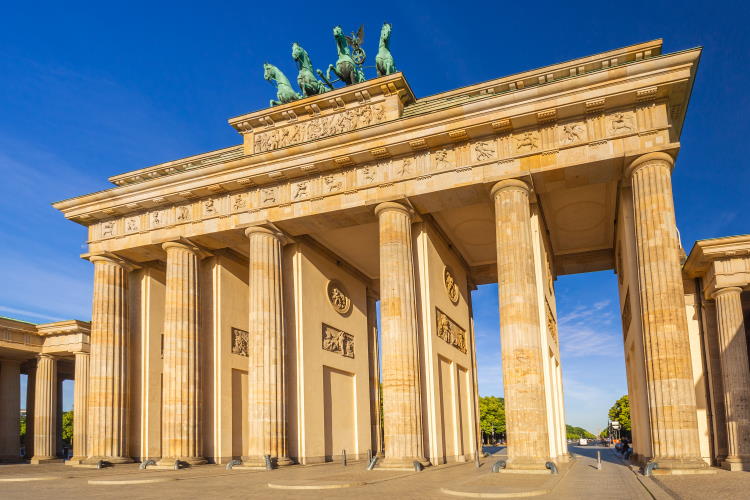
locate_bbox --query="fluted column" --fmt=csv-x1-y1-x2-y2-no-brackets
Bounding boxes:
713,286,750,471
491,180,551,469
375,202,428,468
0,359,21,462
243,226,292,467
30,355,57,463
626,152,704,469
86,254,132,464
366,288,382,455
66,352,89,463
159,241,205,465
24,362,36,459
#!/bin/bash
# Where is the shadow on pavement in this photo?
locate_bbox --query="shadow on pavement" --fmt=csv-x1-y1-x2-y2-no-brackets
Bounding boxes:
569,444,625,465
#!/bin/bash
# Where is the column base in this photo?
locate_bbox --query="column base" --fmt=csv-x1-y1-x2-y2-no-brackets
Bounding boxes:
649,457,714,475
242,455,294,468
30,456,63,464
155,457,207,467
721,457,750,472
65,456,86,465
377,456,431,470
504,458,553,474
82,455,134,465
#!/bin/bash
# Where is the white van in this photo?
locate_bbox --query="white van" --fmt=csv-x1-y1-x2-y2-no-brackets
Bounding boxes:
578,438,588,446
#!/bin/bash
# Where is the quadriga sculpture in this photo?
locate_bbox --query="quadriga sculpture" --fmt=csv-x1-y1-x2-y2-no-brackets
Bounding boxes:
292,42,330,98
375,23,396,77
263,62,300,107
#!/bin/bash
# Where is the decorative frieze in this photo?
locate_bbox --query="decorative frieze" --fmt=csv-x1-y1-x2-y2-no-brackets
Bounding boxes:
545,298,558,343
253,103,386,154
321,323,355,358
435,308,467,353
231,327,249,357
444,267,459,304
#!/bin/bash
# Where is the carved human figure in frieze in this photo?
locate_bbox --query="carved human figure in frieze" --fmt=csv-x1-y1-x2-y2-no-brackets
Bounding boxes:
357,105,372,126
361,166,376,184
433,149,452,169
560,123,585,144
177,206,190,221
444,268,459,303
203,199,217,216
327,280,351,315
324,174,343,192
293,181,309,199
608,112,633,135
231,327,249,357
473,141,497,162
101,221,115,237
233,194,246,211
396,157,412,177
515,131,539,152
342,334,354,358
151,211,162,226
125,217,139,232
262,188,277,205
322,325,342,352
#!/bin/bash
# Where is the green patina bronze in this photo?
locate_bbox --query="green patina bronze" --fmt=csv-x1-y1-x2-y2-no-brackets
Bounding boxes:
318,25,366,86
375,23,396,77
263,63,300,107
292,42,330,97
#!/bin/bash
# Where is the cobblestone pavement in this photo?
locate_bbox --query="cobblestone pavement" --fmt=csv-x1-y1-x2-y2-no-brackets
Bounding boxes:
0,445,737,499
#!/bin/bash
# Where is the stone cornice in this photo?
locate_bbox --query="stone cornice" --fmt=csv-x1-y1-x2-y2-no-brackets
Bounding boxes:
684,234,750,276
53,44,700,226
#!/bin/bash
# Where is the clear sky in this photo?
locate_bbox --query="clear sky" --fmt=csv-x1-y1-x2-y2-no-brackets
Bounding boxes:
1,1,748,434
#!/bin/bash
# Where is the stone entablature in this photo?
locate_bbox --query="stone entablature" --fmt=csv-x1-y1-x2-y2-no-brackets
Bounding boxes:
53,40,695,233
0,318,90,356
684,235,750,298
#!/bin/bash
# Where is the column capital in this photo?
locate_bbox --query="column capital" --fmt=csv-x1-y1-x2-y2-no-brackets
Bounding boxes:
490,178,532,199
374,201,413,218
625,152,674,179
162,238,211,258
712,286,744,300
88,252,138,271
36,353,55,360
244,224,287,243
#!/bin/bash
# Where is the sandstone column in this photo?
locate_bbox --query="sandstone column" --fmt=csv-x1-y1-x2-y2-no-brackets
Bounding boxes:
31,354,58,463
0,359,21,462
366,288,382,456
626,152,704,469
375,202,428,468
86,254,132,463
243,226,292,467
491,179,551,469
24,362,36,459
159,241,206,465
713,286,750,471
67,352,89,463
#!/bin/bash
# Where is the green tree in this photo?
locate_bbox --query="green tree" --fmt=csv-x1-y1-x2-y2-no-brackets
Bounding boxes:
565,424,595,440
607,395,631,438
62,411,74,446
479,396,505,442
19,416,26,445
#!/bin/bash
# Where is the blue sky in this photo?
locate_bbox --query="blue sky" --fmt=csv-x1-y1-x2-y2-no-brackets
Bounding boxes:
2,1,749,434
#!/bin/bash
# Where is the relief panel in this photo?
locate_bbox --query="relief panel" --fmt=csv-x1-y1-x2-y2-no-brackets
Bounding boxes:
231,327,249,357
435,307,467,354
322,323,355,358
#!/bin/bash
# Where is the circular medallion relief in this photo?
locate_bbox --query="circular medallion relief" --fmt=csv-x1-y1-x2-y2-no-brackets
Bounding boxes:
444,267,459,304
327,280,352,315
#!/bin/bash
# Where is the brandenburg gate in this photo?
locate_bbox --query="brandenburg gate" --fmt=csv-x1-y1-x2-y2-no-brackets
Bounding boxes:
43,37,719,473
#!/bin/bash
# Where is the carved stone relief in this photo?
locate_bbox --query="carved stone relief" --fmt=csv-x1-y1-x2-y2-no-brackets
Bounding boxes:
261,187,278,206
607,111,635,136
292,180,310,200
621,290,632,333
232,193,247,212
254,103,386,154
125,216,140,233
444,267,459,304
231,327,249,357
322,323,355,358
395,156,413,177
432,148,453,170
101,221,115,238
558,122,587,145
150,209,167,228
176,205,191,222
327,280,352,315
514,131,540,153
323,173,344,192
435,308,467,353
202,198,217,217
358,165,377,185
472,140,497,162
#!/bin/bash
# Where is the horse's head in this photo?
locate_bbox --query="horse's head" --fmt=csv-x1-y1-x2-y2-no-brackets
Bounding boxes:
333,25,344,38
263,63,275,81
380,22,392,41
291,42,304,62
